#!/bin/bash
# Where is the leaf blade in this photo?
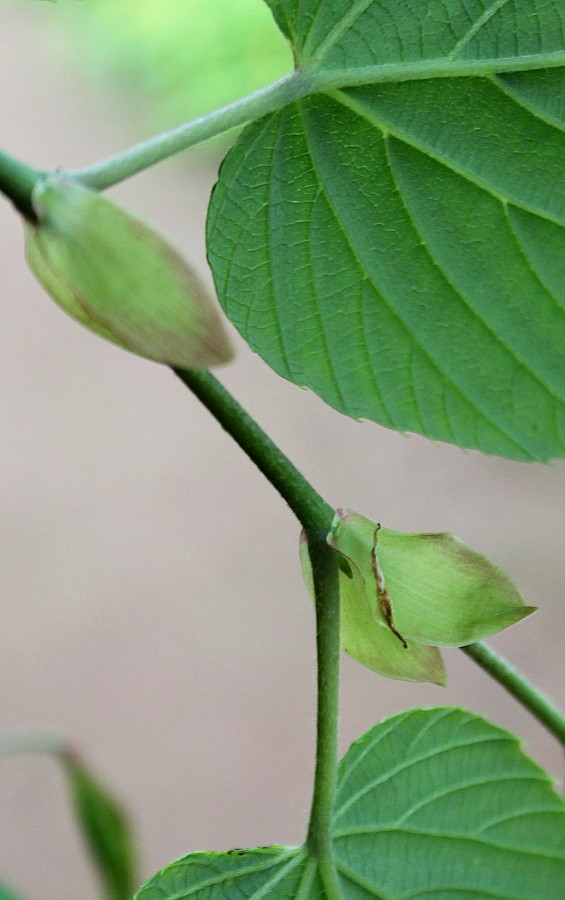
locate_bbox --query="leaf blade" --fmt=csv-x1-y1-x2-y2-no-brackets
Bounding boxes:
267,0,565,75
134,709,565,899
208,77,565,459
333,708,565,898
134,847,308,900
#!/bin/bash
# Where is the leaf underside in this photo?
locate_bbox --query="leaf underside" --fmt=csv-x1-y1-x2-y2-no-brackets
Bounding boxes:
207,0,565,461
135,708,565,899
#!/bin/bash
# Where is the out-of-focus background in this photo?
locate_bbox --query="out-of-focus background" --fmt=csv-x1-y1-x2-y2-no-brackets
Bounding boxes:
0,2,564,898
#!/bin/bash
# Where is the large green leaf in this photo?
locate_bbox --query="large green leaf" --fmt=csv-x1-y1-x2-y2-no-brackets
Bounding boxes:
135,708,565,899
264,0,565,73
207,0,565,461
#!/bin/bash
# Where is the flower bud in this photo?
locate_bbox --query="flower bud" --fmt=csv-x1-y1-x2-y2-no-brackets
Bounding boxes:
329,509,535,649
300,509,535,684
299,532,446,685
25,174,234,368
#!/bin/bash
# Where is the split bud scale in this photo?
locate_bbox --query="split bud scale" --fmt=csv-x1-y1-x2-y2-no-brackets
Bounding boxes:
300,508,536,685
24,174,234,368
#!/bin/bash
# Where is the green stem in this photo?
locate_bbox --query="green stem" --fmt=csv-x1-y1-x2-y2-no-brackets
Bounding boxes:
71,71,318,191
462,641,565,747
174,368,565,756
0,149,43,219
174,369,341,881
3,49,565,204
172,368,333,537
305,535,342,895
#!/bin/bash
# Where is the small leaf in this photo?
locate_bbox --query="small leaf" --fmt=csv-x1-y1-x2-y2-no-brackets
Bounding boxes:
135,708,565,899
329,508,536,648
26,174,234,368
300,532,446,684
64,753,136,900
0,733,136,900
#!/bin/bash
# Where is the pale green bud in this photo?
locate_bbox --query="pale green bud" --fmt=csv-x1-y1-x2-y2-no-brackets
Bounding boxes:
25,174,234,368
329,509,535,648
299,532,446,685
300,509,535,684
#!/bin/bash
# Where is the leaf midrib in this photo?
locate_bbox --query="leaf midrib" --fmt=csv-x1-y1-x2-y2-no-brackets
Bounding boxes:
307,51,565,90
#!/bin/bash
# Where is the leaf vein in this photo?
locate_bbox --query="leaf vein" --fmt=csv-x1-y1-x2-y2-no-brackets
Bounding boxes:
334,735,517,821
300,99,535,456
385,135,565,407
334,826,565,862
395,774,552,825
448,0,515,61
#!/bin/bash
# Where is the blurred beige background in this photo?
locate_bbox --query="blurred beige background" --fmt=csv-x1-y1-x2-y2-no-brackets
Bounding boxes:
1,5,564,899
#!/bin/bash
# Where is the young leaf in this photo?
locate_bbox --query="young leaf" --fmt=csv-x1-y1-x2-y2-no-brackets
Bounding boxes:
329,508,536,648
64,754,136,900
300,532,446,684
0,735,135,900
135,708,565,899
26,174,233,368
208,0,565,461
301,507,534,684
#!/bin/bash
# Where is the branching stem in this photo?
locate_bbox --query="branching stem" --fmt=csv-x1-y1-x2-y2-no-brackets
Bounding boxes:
174,368,565,757
174,369,341,872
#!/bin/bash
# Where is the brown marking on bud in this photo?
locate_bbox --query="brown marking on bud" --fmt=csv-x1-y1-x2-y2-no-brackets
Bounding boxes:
371,524,408,649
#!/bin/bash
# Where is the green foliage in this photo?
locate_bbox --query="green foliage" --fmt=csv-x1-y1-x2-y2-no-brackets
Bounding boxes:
0,734,135,900
330,509,535,646
25,174,233,367
1,2,565,898
207,0,565,461
264,0,565,70
66,758,136,900
135,708,565,899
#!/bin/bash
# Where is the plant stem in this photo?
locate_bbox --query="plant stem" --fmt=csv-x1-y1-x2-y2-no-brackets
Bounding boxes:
3,48,565,205
462,641,565,747
175,368,342,880
174,368,565,754
172,368,333,537
305,535,342,896
0,149,43,220
71,71,318,192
